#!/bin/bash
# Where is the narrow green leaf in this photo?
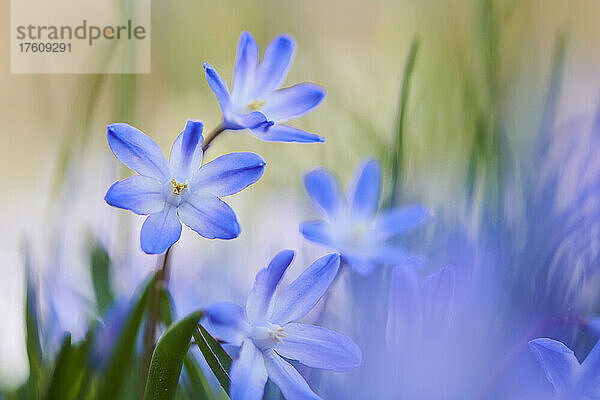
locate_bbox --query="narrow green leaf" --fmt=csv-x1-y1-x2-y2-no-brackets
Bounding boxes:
199,325,232,371
386,36,420,208
43,335,89,400
89,241,114,313
143,311,204,400
182,354,215,400
193,326,231,393
23,245,44,399
159,286,175,327
96,272,157,400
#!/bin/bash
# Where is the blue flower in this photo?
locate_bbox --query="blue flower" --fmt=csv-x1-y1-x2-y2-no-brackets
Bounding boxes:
105,120,265,254
529,338,600,398
204,251,361,400
204,31,326,143
300,158,430,275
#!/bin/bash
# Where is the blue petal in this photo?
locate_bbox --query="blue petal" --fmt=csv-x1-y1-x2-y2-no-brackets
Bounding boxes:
385,266,422,352
262,84,326,122
178,193,240,239
274,323,361,372
578,340,600,393
374,204,431,242
270,253,340,325
140,206,182,254
528,338,580,392
204,62,233,120
372,245,424,267
342,255,377,275
231,31,259,105
300,221,335,247
105,175,165,215
263,350,322,400
421,265,455,333
348,159,381,220
230,340,268,400
255,34,296,95
190,152,265,197
169,120,204,182
304,169,341,217
231,111,270,130
107,123,170,182
251,124,324,143
246,250,295,325
205,302,250,346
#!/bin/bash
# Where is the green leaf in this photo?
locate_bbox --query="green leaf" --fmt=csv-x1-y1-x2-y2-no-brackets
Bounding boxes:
43,335,89,400
199,325,232,371
96,272,157,400
182,354,215,400
159,286,175,327
193,325,231,393
24,257,44,397
386,36,420,208
143,310,204,400
89,241,114,313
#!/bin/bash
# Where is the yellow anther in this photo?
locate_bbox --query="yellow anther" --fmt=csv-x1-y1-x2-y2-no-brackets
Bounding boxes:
247,99,266,112
171,179,188,195
269,327,287,343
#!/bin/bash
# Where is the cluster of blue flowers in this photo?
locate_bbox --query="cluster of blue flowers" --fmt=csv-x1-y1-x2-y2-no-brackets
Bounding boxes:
103,30,600,400
105,31,411,400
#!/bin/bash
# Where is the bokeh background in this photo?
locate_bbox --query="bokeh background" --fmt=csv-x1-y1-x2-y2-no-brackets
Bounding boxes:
2,0,600,397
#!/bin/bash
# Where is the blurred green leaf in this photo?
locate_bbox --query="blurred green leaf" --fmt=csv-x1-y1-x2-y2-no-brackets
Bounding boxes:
89,242,114,314
193,325,231,394
23,246,44,399
386,36,420,208
96,272,157,400
182,354,215,400
159,286,175,327
143,311,204,400
43,335,89,400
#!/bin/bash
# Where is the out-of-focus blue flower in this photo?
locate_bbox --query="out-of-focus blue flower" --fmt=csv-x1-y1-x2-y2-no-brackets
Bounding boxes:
204,31,326,143
386,265,455,353
300,158,430,275
529,337,600,399
105,120,265,254
204,251,361,400
90,299,130,369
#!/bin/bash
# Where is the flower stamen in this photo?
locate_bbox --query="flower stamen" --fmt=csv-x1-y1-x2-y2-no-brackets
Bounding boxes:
269,327,287,343
171,179,188,195
247,99,266,112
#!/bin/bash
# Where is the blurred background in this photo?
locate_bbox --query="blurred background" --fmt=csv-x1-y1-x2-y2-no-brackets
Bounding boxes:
2,0,600,398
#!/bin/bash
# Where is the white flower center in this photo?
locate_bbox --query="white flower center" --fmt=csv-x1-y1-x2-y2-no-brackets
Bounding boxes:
164,179,189,207
250,323,287,350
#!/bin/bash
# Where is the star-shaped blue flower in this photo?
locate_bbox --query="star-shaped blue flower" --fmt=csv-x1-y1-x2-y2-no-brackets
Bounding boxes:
105,120,265,254
204,31,326,143
529,337,600,399
300,158,430,275
204,251,361,400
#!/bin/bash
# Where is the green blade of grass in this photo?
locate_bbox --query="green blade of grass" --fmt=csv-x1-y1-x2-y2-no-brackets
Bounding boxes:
192,326,231,394
143,311,204,400
386,36,420,208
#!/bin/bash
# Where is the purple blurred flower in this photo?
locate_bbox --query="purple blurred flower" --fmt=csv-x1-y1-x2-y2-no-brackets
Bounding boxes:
204,251,361,400
105,120,265,254
529,337,600,398
300,158,430,275
204,31,326,143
